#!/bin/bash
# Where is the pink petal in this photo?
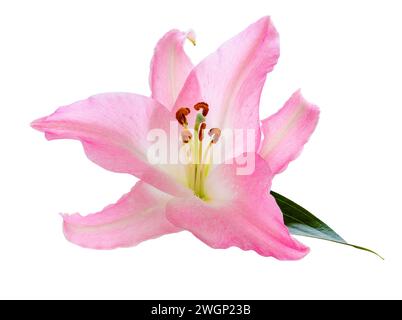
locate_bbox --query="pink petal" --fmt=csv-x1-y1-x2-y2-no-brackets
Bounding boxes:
259,90,320,174
166,154,309,260
174,17,280,152
31,93,190,197
150,30,195,110
63,181,180,249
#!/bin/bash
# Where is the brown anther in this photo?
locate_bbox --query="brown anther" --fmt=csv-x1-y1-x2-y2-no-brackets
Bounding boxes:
181,129,192,143
198,122,206,141
175,107,191,126
194,102,209,117
208,128,221,144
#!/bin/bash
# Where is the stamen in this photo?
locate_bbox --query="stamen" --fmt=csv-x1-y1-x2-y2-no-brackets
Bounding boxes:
178,101,221,200
208,128,221,144
175,107,191,126
194,102,209,117
181,129,192,143
198,123,206,141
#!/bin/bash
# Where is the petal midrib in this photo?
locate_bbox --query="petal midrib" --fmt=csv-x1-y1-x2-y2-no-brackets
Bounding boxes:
219,25,268,130
261,103,306,158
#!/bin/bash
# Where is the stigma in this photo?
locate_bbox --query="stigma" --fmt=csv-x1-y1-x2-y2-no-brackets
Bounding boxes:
175,102,221,199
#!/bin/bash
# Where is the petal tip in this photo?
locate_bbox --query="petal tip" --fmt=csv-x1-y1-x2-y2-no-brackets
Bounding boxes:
186,29,196,46
295,89,321,117
30,117,47,131
265,237,310,260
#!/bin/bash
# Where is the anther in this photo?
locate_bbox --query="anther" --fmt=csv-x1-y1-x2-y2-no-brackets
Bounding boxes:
194,102,209,117
175,107,191,126
181,129,192,143
198,123,206,141
208,128,221,144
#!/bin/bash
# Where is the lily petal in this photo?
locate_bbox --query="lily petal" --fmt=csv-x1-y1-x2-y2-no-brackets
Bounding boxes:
174,16,280,152
166,154,309,260
63,181,180,249
31,93,190,196
259,90,320,174
150,30,195,110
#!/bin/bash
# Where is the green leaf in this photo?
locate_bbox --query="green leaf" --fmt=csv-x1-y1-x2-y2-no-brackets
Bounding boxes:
271,190,383,259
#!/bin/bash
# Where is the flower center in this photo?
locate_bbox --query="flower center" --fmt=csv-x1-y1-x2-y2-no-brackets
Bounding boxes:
176,102,221,200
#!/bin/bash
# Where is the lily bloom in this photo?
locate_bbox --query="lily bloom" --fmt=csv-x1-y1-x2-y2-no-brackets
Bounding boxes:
31,17,319,260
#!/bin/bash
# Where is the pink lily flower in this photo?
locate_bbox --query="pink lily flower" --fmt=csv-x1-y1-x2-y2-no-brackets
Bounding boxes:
32,17,319,260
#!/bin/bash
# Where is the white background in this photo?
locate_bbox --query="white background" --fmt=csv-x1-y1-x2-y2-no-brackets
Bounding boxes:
1,0,401,299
